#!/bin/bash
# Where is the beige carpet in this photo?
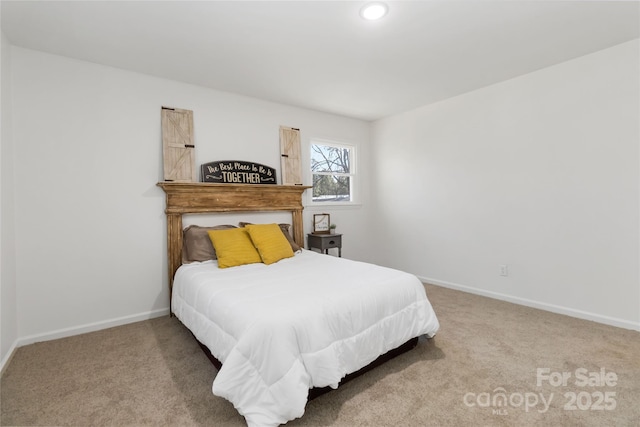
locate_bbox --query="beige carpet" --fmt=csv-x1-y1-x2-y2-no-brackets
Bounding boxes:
2,284,639,426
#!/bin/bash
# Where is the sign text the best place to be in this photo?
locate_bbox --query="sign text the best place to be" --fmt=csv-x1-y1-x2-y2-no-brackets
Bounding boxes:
201,161,277,185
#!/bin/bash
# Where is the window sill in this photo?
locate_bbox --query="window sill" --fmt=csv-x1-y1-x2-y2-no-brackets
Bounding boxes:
306,202,362,210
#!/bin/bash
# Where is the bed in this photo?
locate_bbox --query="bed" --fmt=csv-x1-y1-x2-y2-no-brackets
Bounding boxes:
157,182,440,427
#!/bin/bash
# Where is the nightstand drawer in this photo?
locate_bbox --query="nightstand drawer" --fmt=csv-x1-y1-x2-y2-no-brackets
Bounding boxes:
307,233,343,257
324,235,341,248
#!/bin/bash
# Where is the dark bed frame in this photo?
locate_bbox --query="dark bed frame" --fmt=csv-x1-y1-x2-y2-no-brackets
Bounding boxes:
157,182,421,401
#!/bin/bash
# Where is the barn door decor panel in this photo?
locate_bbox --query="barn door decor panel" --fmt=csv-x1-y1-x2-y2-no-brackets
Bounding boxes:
279,126,302,185
162,106,196,182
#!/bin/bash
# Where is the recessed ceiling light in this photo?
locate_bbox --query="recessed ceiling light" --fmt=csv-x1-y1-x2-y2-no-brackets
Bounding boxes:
360,2,388,20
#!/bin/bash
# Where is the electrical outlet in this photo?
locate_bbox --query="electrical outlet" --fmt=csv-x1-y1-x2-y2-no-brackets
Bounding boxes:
499,264,508,277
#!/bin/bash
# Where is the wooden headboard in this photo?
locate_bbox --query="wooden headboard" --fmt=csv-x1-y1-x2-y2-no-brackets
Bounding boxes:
157,182,311,297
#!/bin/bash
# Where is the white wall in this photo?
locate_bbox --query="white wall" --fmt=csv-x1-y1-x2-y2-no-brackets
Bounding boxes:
10,47,371,342
371,39,640,330
1,28,18,369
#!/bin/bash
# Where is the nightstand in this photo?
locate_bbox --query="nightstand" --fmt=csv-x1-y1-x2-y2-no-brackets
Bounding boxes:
307,233,342,257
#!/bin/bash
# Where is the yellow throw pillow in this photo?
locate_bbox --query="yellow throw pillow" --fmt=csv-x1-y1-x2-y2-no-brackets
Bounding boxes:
207,228,262,268
245,223,295,265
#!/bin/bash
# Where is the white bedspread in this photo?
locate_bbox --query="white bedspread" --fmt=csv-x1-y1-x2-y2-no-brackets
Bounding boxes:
172,249,439,427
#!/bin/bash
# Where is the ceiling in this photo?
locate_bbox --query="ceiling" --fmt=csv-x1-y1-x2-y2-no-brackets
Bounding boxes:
2,1,638,121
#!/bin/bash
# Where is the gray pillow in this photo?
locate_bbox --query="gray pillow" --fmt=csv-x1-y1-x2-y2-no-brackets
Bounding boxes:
182,224,236,263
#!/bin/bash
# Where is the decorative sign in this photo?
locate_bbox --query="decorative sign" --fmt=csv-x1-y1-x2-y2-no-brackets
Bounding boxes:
313,213,330,234
201,160,277,185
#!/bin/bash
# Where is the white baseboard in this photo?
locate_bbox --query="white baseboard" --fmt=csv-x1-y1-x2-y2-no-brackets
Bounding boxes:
0,340,18,375
15,307,170,348
420,276,640,332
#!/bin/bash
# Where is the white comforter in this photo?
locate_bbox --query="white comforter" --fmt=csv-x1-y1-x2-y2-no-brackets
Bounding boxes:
172,249,439,427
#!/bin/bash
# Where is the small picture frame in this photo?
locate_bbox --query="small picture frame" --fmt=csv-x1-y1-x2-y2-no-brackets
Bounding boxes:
313,213,331,234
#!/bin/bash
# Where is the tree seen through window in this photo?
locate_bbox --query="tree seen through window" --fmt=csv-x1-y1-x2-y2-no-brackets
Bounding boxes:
311,143,353,202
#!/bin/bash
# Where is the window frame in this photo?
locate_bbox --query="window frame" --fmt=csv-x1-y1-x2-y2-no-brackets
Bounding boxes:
308,139,357,206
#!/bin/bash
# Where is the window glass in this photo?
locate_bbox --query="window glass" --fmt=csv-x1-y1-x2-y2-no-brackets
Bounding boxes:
311,142,354,203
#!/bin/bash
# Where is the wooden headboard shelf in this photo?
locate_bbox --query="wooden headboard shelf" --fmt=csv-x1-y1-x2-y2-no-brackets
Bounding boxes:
157,182,311,297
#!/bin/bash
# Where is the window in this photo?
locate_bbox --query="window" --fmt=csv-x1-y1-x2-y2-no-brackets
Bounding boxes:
310,141,355,203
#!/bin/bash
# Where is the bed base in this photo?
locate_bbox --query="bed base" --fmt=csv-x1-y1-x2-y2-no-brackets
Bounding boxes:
307,336,419,400
193,332,419,401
